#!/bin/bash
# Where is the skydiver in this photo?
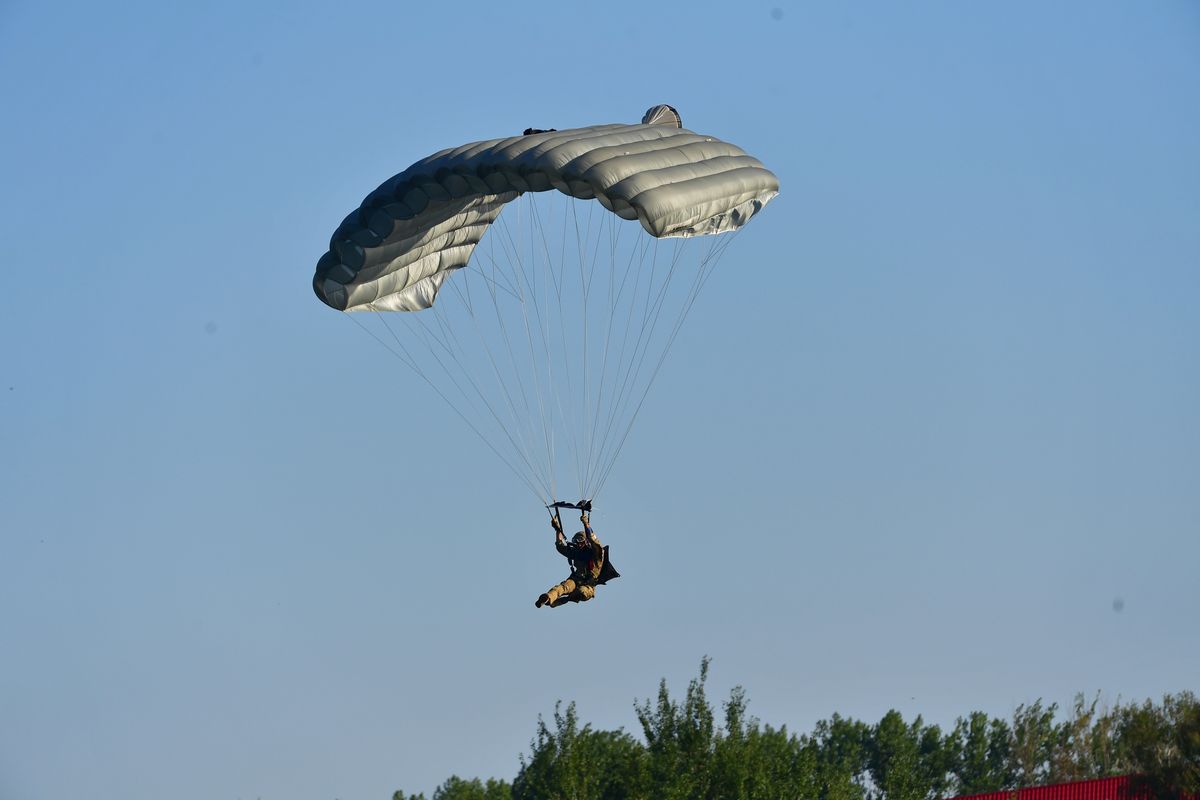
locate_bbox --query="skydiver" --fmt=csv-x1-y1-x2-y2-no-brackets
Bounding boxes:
535,502,618,609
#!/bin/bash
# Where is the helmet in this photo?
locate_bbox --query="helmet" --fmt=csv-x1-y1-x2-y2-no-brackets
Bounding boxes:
572,531,587,545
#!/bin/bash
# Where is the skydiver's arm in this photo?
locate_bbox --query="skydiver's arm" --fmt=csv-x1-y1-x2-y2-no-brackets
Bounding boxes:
581,510,598,545
577,511,605,570
551,511,569,554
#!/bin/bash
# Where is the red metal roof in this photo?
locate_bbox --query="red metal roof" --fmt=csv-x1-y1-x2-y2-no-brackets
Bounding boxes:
949,774,1195,800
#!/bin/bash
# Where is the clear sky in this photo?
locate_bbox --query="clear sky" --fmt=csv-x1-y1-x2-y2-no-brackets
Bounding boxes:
2,1,1198,798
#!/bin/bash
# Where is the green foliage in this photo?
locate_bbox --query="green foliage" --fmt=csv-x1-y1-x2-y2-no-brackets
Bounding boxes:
1119,691,1200,799
949,711,1013,794
634,656,717,800
1010,699,1059,787
513,700,645,800
865,711,952,800
810,713,870,800
397,663,1198,800
1048,692,1121,782
712,686,820,800
429,775,512,800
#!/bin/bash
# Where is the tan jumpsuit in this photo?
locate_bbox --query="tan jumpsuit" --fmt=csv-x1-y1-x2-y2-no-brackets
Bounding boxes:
543,523,604,606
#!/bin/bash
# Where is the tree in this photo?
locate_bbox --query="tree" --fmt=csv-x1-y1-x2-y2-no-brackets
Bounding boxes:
430,776,512,800
810,713,870,800
634,657,717,800
864,711,951,800
710,684,755,800
918,720,955,799
1009,700,1059,787
710,684,820,800
1119,691,1200,799
1045,692,1123,783
949,711,1013,795
513,701,645,800
399,665,1199,800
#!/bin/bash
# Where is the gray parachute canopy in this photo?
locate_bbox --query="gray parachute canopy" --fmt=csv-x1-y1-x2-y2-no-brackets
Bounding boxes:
313,105,780,313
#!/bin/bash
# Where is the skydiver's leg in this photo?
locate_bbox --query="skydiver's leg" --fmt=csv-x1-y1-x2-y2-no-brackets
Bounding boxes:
540,578,576,608
552,583,594,607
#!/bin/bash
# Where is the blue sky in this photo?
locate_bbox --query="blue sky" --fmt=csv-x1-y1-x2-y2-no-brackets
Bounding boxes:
1,1,1198,798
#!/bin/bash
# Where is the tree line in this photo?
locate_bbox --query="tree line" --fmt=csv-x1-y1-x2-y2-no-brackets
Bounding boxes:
393,659,1199,800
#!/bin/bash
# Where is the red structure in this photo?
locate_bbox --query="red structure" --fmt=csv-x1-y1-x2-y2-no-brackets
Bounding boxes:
950,775,1195,800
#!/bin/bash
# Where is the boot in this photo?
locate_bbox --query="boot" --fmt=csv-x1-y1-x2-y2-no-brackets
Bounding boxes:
535,593,551,608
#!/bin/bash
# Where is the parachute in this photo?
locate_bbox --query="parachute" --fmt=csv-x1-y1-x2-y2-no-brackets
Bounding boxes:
314,105,779,503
